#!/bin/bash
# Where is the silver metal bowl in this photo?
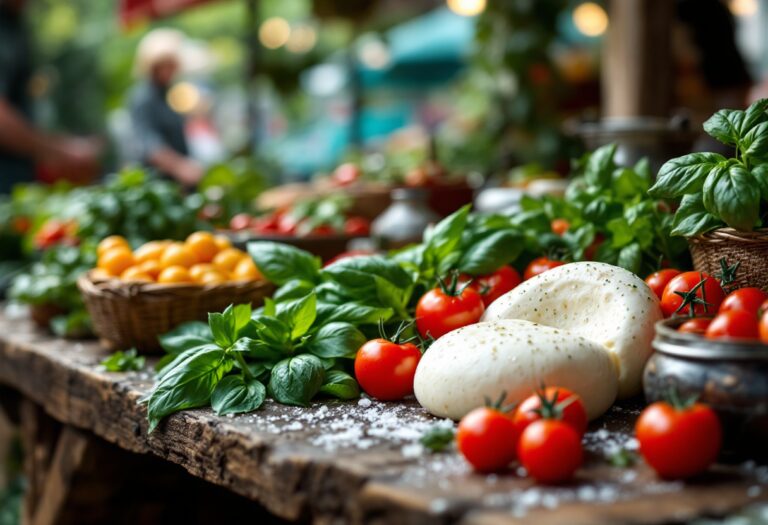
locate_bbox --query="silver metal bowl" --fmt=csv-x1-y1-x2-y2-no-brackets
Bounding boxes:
644,318,768,460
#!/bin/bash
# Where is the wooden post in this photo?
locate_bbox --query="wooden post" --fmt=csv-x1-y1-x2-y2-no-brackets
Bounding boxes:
603,0,675,117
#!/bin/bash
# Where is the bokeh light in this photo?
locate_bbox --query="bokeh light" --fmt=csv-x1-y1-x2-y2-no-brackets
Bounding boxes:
167,82,201,114
358,39,391,70
259,17,291,50
286,24,317,54
729,0,758,17
573,2,609,37
446,0,487,17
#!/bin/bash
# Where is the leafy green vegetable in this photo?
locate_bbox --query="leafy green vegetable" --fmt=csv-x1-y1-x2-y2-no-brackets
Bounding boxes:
651,99,768,236
210,375,266,416
268,354,325,406
100,348,145,372
420,426,455,452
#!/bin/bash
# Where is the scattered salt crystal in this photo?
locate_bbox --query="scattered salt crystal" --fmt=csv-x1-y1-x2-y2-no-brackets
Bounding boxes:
577,486,598,501
541,494,559,509
624,438,639,450
357,398,372,408
401,443,423,458
516,466,528,477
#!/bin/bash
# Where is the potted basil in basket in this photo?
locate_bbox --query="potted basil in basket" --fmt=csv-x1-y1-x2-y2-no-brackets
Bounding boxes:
649,98,768,290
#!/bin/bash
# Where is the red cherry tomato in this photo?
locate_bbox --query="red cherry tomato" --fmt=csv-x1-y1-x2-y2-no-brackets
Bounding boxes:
523,257,565,281
645,269,682,300
332,163,361,186
415,283,485,340
229,213,252,232
719,287,768,316
677,318,712,335
354,339,421,401
635,400,721,479
760,308,768,343
705,310,760,340
34,220,69,249
660,272,725,318
518,420,583,483
513,387,588,437
551,219,570,236
344,217,370,236
457,407,519,472
468,266,522,307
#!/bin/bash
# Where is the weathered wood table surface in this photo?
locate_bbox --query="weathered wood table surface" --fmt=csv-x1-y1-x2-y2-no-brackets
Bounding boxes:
1,305,767,525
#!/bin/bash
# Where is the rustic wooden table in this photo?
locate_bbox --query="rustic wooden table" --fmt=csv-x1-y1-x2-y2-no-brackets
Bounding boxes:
0,305,767,525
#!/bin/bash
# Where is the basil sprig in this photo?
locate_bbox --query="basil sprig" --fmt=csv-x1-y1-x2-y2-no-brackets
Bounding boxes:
144,298,365,432
649,98,768,235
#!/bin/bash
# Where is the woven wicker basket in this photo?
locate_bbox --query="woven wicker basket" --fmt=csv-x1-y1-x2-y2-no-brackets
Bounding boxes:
78,272,274,353
688,228,768,291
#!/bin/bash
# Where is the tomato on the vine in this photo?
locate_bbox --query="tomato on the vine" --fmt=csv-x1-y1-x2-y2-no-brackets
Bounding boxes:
635,398,721,479
467,265,522,307
705,310,760,340
677,318,711,335
457,406,519,472
513,387,588,437
645,269,681,300
332,163,361,186
355,332,421,401
659,272,725,318
719,287,768,316
518,419,583,483
523,257,565,281
416,274,485,340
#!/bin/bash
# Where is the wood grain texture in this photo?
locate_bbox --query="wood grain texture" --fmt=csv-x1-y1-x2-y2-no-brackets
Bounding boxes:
0,309,766,524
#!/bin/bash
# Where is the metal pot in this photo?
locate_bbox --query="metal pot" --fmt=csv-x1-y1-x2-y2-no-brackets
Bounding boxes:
644,318,768,460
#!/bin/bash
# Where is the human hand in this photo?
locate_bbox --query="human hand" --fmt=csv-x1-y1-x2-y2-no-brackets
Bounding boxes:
174,159,205,187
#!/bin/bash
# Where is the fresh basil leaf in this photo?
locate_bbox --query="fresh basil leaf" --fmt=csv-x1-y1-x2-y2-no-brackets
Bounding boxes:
228,336,284,361
314,302,393,325
307,322,366,358
231,304,252,333
704,108,745,145
742,98,768,131
671,193,723,237
273,280,316,302
276,293,317,340
247,241,321,285
457,229,523,275
156,343,221,381
374,275,406,313
617,243,642,274
250,316,292,347
322,256,413,290
101,348,145,372
611,167,649,198
262,297,277,317
210,375,266,416
753,164,768,200
633,157,651,182
424,205,470,261
146,347,232,432
208,311,234,348
607,218,634,248
268,354,325,406
740,121,768,162
159,321,213,354
649,152,725,198
319,369,359,400
584,143,616,187
703,163,760,231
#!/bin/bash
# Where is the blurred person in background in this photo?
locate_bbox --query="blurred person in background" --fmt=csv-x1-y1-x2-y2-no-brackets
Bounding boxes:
0,0,99,194
129,28,204,188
